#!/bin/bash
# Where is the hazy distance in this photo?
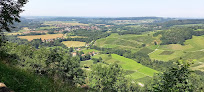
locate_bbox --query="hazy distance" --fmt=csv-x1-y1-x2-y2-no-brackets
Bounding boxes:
22,0,204,18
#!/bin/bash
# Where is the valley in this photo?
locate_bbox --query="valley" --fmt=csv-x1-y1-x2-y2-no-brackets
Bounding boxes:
2,17,204,91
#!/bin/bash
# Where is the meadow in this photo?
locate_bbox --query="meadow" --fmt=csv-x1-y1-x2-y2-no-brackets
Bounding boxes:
18,34,64,41
62,41,86,47
82,54,158,82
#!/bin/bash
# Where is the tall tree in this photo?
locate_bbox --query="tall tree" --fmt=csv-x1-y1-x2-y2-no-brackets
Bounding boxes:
150,60,194,92
0,0,28,32
87,63,137,92
0,0,28,46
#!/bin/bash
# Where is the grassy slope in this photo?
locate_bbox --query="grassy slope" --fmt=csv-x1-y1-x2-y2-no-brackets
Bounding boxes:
95,33,159,52
148,35,204,71
89,54,158,80
149,36,204,61
0,62,85,92
94,31,204,77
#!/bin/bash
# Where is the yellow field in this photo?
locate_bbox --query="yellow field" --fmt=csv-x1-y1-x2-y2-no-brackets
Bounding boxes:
62,41,86,47
7,32,22,35
18,34,64,41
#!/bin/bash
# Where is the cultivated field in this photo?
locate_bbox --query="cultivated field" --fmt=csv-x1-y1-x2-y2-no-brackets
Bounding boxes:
90,54,158,80
95,32,204,71
148,35,204,71
7,32,22,35
149,36,204,61
149,49,184,61
62,41,86,47
18,34,64,41
95,33,160,52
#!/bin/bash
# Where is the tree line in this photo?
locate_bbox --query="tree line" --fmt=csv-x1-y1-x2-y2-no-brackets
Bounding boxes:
153,27,204,45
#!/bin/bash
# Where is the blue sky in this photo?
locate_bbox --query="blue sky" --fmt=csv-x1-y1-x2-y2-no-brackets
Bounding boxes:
21,0,204,18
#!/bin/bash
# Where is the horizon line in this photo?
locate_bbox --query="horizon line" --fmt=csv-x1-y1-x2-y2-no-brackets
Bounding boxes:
21,16,204,19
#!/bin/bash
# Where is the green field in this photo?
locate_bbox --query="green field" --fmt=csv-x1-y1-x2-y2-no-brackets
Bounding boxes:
87,54,158,81
95,33,159,52
62,41,86,47
149,49,184,61
94,32,204,71
194,29,204,31
148,36,204,71
6,32,22,35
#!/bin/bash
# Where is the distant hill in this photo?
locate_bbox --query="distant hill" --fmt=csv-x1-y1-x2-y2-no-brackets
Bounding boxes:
158,19,204,27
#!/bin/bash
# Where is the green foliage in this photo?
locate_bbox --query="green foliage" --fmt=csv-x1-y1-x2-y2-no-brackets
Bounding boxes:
90,54,158,81
150,60,195,92
158,19,204,28
72,29,111,43
60,56,84,84
69,47,74,52
0,0,28,32
1,42,84,85
0,61,86,92
80,53,91,61
87,63,138,92
159,28,194,45
5,35,67,48
48,30,55,34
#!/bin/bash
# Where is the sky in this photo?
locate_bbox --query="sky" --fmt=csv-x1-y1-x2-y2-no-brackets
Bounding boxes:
21,0,204,18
